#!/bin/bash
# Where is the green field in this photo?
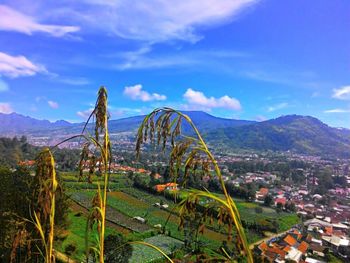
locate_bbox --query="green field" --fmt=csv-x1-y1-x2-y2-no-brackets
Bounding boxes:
129,235,183,263
56,211,119,261
59,172,299,261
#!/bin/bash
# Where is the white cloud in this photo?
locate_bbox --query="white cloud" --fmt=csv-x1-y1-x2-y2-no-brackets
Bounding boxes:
123,84,167,102
58,76,90,86
77,108,93,120
76,0,257,43
267,102,288,112
0,102,13,113
3,0,257,43
48,100,59,109
255,115,267,121
0,5,79,37
0,78,9,92
0,52,47,78
109,107,144,119
112,46,247,70
332,86,350,100
324,108,350,113
183,88,241,110
115,53,196,70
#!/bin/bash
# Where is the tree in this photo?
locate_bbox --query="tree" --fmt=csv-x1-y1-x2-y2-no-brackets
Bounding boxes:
276,202,283,213
285,201,296,212
149,170,159,187
162,165,170,182
264,194,273,207
0,163,69,262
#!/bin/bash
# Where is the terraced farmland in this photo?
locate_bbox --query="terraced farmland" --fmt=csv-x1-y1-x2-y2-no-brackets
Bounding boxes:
62,172,299,262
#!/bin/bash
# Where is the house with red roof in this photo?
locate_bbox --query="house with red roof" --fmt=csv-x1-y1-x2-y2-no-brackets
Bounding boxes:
275,197,287,206
154,182,178,192
256,187,269,201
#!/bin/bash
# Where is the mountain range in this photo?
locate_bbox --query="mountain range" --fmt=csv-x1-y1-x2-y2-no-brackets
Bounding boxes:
0,111,349,157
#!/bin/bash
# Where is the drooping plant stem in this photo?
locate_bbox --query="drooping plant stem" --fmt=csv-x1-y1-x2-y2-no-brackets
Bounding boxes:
136,107,253,262
174,110,252,262
52,87,111,263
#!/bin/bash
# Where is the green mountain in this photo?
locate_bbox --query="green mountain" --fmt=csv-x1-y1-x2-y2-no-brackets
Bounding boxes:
1,112,350,157
0,111,254,135
92,111,254,133
0,112,72,134
207,115,350,157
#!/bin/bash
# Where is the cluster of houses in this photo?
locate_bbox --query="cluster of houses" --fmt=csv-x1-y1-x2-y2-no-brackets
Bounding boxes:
80,160,155,176
255,216,350,262
227,171,277,187
256,228,309,262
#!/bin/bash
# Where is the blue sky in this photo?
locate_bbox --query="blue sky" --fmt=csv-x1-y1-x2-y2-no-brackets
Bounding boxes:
0,0,350,127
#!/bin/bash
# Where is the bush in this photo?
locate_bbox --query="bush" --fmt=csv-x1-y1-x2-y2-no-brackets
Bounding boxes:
64,243,77,256
74,212,83,217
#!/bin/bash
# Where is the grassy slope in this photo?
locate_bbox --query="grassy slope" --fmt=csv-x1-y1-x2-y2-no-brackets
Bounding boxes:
56,211,118,261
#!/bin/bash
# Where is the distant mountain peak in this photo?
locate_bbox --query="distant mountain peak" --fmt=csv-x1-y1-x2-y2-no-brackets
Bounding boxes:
54,120,71,126
0,112,73,133
266,114,327,126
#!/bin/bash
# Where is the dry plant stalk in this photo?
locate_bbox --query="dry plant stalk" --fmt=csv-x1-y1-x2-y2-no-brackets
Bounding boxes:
33,147,58,263
10,87,110,263
77,87,111,263
136,107,253,263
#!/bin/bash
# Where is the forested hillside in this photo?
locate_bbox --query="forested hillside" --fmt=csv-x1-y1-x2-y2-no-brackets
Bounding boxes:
207,115,350,157
0,137,80,170
0,137,37,167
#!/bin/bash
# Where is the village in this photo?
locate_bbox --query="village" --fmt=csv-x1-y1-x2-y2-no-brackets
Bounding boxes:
109,149,350,262
217,153,350,262
18,137,350,262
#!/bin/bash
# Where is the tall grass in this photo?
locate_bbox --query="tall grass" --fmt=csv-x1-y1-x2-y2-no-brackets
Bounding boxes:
28,87,110,263
78,87,111,263
33,148,58,263
136,107,253,262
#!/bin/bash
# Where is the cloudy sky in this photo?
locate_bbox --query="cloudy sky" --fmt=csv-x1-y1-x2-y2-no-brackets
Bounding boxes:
0,0,349,127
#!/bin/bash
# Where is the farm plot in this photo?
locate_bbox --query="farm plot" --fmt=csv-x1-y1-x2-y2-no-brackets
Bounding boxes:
62,172,131,190
69,191,151,232
70,201,131,235
180,189,299,229
107,191,229,247
72,190,228,247
129,235,183,263
121,188,177,210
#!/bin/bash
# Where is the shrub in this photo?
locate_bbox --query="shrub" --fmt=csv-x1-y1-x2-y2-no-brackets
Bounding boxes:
65,243,77,256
